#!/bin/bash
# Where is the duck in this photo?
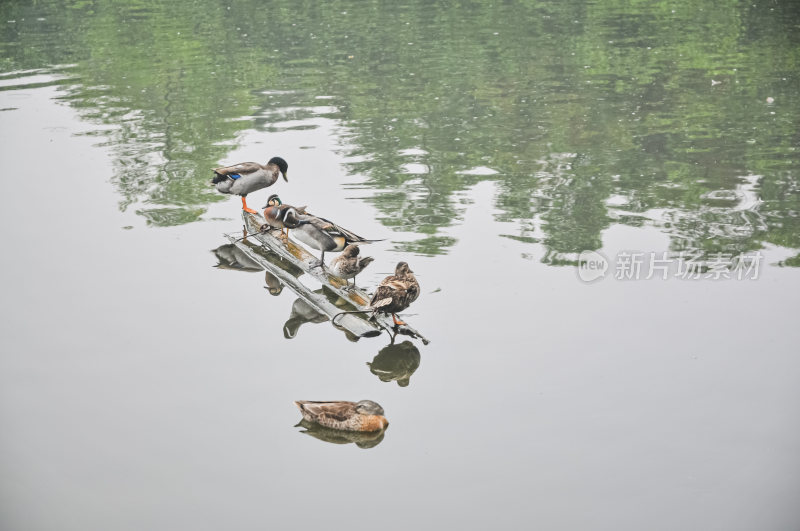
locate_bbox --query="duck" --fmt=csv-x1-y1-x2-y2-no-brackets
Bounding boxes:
294,400,389,432
268,195,382,267
369,262,420,327
330,244,375,289
260,194,307,236
212,156,288,214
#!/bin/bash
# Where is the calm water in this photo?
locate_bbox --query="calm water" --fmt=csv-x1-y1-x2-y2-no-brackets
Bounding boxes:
1,1,799,530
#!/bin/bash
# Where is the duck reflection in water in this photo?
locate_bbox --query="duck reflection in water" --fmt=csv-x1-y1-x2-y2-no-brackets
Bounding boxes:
367,340,421,387
283,289,359,342
263,270,283,296
212,244,262,272
212,244,286,295
283,297,328,338
295,419,386,449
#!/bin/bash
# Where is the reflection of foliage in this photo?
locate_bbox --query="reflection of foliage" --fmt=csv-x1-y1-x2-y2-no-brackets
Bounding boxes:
136,207,205,226
393,236,459,257
1,0,275,224
1,0,798,260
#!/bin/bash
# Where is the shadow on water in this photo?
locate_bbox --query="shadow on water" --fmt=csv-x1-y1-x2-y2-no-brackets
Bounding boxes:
2,0,798,263
294,419,386,449
367,341,421,388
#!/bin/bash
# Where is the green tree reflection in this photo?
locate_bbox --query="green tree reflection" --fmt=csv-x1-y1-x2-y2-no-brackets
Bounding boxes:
1,0,797,262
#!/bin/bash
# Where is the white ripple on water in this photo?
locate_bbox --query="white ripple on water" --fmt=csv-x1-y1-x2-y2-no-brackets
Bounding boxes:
401,163,429,174
398,148,428,156
457,166,499,176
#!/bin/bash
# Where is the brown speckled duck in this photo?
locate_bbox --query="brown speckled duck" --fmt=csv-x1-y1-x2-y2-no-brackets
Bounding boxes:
369,262,420,326
294,400,389,432
330,244,375,289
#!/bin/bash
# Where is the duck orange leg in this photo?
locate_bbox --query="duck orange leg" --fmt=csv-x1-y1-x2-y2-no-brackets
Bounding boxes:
241,196,258,214
392,314,407,326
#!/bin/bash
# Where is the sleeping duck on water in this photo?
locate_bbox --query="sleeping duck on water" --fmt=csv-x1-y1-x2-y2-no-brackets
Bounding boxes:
330,244,374,289
212,156,288,214
267,195,381,267
369,262,420,327
294,400,389,432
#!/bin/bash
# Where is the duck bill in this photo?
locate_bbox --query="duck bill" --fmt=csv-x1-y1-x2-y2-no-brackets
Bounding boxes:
282,171,288,182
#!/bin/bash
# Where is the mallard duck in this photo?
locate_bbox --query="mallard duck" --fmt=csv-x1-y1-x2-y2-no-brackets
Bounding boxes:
369,262,420,326
330,244,375,289
260,194,307,236
212,156,288,214
294,400,389,432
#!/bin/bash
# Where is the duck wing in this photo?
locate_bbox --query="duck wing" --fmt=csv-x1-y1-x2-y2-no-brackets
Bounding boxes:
295,401,357,422
357,256,375,270
301,215,336,232
213,162,262,175
369,278,398,308
406,276,420,303
302,212,381,243
280,206,306,228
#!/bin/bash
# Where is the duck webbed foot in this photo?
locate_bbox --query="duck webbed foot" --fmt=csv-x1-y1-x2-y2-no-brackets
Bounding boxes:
241,196,258,214
391,314,407,327
311,252,327,270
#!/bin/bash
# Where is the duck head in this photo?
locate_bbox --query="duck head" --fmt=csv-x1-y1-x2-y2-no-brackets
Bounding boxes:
268,157,289,182
355,400,385,416
395,261,413,277
341,244,360,258
264,194,282,207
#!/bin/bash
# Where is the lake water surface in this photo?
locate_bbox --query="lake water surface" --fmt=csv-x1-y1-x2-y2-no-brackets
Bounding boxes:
1,1,799,530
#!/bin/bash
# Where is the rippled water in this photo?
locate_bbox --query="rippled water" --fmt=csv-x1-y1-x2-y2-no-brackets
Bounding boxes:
1,1,799,530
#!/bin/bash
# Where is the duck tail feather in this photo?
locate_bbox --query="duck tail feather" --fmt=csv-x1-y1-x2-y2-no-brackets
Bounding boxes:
370,297,393,310
211,172,229,184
